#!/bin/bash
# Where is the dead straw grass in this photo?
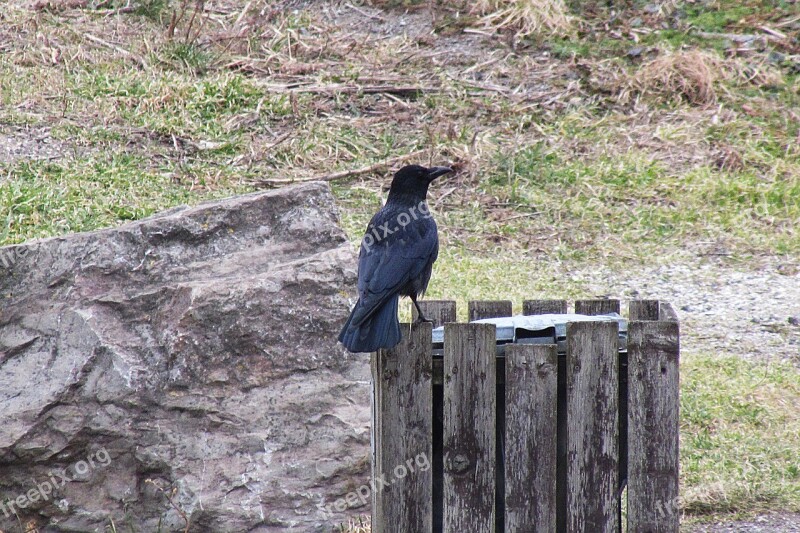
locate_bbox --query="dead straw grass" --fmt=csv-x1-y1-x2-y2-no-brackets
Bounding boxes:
341,515,371,533
471,0,574,39
625,48,784,106
634,49,722,105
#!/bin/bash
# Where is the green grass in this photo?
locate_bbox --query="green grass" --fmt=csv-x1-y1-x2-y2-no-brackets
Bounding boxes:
681,353,800,516
681,0,796,30
66,67,272,137
337,130,800,270
548,36,629,60
686,4,756,32
0,153,246,244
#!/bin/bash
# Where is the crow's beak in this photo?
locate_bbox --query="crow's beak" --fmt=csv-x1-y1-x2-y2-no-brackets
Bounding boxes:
426,166,453,181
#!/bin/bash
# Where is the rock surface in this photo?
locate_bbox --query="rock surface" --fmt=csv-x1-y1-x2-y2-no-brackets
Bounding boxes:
0,182,370,532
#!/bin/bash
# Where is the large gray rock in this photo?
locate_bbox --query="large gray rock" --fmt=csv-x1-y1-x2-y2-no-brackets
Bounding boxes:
0,182,371,532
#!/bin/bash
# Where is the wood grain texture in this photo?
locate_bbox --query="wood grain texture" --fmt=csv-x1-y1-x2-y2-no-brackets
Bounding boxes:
627,320,680,533
468,300,513,321
566,321,620,533
413,300,457,328
369,348,382,533
575,299,621,316
505,344,558,533
375,322,434,533
629,299,660,321
370,350,383,531
523,299,568,315
443,323,496,533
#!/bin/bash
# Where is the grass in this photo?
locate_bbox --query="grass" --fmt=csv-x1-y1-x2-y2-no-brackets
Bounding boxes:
471,0,575,40
681,353,800,517
682,0,798,33
0,0,799,529
337,118,800,266
0,153,246,245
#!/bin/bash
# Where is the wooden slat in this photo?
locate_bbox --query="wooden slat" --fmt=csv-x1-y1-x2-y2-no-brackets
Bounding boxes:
468,300,513,321
566,321,620,532
523,299,568,315
423,302,457,533
370,350,383,531
413,300,457,328
627,320,680,533
505,344,558,533
623,301,665,524
465,300,510,533
375,322,434,533
629,300,660,321
443,323,496,533
575,299,620,316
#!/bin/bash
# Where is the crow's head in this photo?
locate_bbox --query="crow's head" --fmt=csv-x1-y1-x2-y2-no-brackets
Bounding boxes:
387,164,452,202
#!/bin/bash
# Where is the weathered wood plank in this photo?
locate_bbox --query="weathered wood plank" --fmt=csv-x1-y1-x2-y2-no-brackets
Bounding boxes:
523,299,568,315
424,302,458,533
465,300,510,533
468,300,513,321
624,301,664,524
566,321,620,532
505,344,558,533
443,323,496,533
376,322,434,533
575,299,620,316
629,299,660,321
627,320,680,533
413,300,457,328
370,350,383,531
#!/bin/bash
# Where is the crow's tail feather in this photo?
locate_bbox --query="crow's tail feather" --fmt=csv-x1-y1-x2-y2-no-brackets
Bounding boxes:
338,296,401,353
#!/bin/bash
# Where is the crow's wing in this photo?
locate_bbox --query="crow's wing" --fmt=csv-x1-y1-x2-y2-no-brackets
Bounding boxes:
349,210,438,328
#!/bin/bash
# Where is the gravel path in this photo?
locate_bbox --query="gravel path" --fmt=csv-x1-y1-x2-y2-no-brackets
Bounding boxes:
688,513,800,532
573,257,800,363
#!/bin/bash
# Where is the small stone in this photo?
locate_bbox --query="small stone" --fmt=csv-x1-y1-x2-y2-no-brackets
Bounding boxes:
767,51,786,64
627,46,645,58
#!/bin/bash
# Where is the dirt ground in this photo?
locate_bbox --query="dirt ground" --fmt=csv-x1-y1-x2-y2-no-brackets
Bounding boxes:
0,125,80,163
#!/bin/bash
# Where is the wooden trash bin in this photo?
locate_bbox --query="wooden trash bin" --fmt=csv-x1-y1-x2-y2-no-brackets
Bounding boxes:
371,299,680,533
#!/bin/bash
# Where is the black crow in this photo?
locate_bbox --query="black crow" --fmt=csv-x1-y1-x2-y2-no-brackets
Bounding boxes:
338,164,452,352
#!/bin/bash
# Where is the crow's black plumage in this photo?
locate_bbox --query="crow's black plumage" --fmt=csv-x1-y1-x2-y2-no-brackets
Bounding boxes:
338,164,452,352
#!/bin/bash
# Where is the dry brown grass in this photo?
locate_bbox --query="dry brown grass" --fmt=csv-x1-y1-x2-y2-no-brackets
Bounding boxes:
631,48,785,106
634,49,722,105
471,0,574,40
580,46,789,110
340,515,371,533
